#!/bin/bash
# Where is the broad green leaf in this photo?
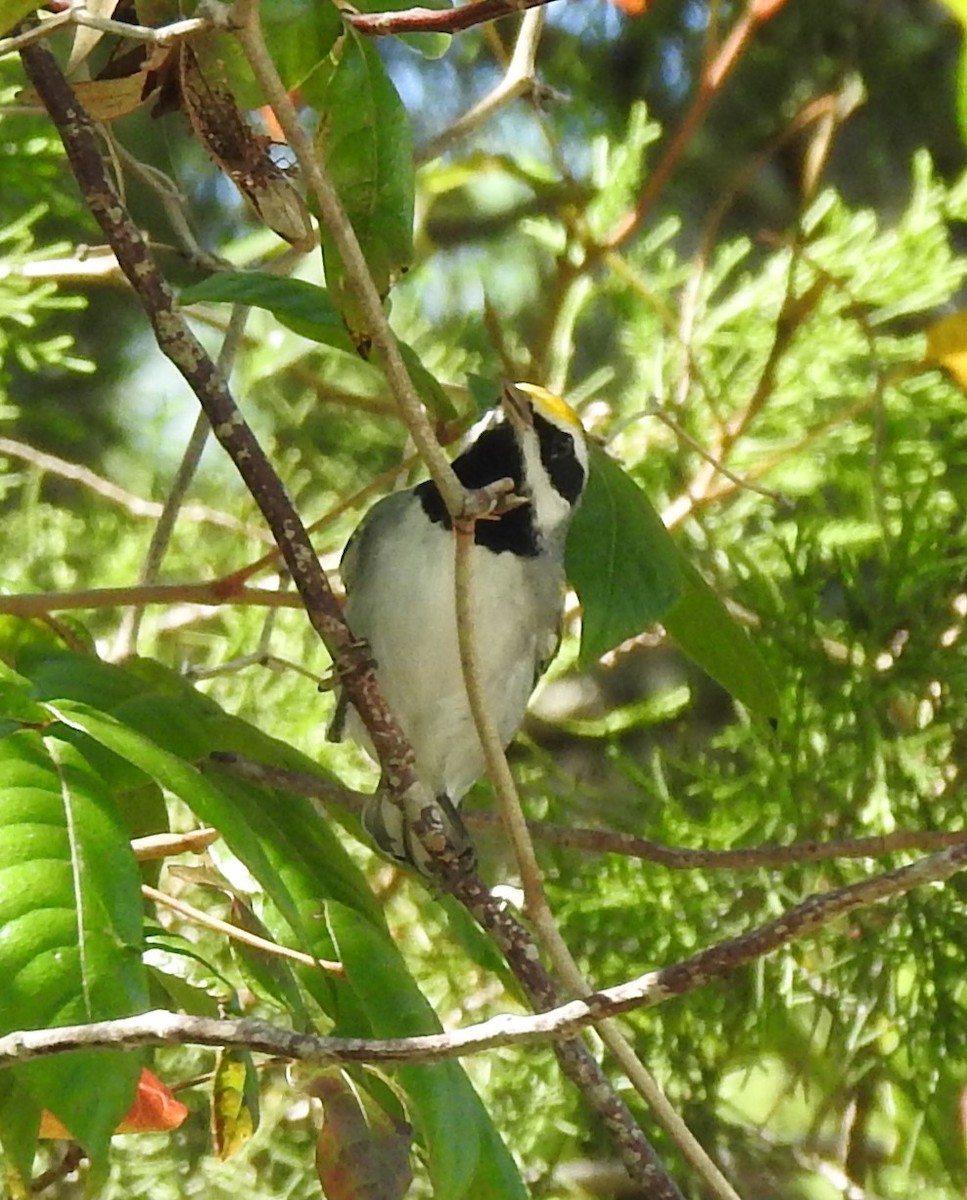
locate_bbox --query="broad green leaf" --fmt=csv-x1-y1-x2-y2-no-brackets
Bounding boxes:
181,271,455,417
41,698,327,936
182,272,352,349
0,731,147,1169
663,556,780,719
16,649,377,919
13,646,384,1022
0,1069,41,1191
567,442,682,665
312,33,414,323
567,447,778,718
327,905,527,1200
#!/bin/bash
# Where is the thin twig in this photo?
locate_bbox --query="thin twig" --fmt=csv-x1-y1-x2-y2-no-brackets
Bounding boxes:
19,32,420,809
418,6,547,163
113,304,252,658
348,0,557,37
0,436,266,537
0,583,302,617
0,8,210,57
132,828,221,861
605,0,786,248
453,517,738,1200
143,883,343,974
212,753,967,870
231,0,467,520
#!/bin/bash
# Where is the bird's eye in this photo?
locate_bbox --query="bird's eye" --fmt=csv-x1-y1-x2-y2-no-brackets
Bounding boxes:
533,412,585,504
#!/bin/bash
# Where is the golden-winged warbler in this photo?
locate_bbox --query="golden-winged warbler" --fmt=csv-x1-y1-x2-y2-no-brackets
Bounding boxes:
330,381,589,864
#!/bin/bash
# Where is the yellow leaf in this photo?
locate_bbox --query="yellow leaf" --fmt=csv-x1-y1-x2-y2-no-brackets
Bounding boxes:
924,310,967,389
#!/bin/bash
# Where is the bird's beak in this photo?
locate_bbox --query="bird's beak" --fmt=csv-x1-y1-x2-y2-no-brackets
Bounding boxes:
501,381,534,430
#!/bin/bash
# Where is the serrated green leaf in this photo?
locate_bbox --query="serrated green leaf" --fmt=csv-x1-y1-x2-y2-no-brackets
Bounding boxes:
663,556,780,719
0,730,147,1168
312,32,414,319
327,905,526,1200
567,442,682,665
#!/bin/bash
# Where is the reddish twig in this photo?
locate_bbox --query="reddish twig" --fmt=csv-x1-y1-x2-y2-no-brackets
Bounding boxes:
348,0,557,37
606,0,789,248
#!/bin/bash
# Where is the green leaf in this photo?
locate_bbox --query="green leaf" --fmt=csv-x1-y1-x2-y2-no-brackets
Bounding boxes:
13,647,385,1021
567,447,778,718
327,905,527,1200
567,442,682,665
181,271,455,417
663,556,780,719
0,1071,41,1192
181,272,352,349
0,0,38,38
312,32,414,321
0,730,147,1168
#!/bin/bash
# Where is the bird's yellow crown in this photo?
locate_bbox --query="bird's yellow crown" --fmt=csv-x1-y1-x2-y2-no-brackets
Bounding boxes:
513,382,584,432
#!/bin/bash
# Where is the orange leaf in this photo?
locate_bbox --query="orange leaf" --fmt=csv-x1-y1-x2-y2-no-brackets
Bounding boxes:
38,1068,188,1139
607,0,654,13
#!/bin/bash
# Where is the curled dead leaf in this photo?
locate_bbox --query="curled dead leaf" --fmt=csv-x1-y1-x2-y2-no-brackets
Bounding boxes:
177,43,314,250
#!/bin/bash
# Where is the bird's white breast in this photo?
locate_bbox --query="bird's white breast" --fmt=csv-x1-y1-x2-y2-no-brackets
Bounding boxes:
341,492,564,801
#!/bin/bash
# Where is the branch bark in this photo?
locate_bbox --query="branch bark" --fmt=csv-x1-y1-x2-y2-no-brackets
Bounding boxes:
7,831,967,1069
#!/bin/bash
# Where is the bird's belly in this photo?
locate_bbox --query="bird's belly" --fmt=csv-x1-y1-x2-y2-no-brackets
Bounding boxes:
343,516,561,801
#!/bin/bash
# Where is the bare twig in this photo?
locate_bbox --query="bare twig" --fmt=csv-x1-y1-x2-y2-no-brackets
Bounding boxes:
453,501,727,1197
114,305,252,658
0,436,266,537
0,8,209,57
213,752,967,870
348,0,558,37
0,583,302,617
19,32,420,810
418,6,548,163
143,883,343,974
132,828,220,860
605,0,787,248
231,0,467,520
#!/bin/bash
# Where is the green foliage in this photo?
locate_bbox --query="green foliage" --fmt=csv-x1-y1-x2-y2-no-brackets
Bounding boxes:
3,4,967,1198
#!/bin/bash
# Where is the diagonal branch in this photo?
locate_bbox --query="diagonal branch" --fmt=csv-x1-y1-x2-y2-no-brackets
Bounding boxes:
18,33,421,814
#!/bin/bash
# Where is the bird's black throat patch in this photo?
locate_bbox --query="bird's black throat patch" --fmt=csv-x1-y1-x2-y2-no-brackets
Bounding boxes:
417,424,541,556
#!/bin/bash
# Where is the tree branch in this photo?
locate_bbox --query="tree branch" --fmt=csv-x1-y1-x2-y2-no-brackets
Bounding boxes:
8,833,967,1070
347,0,558,38
212,751,967,870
